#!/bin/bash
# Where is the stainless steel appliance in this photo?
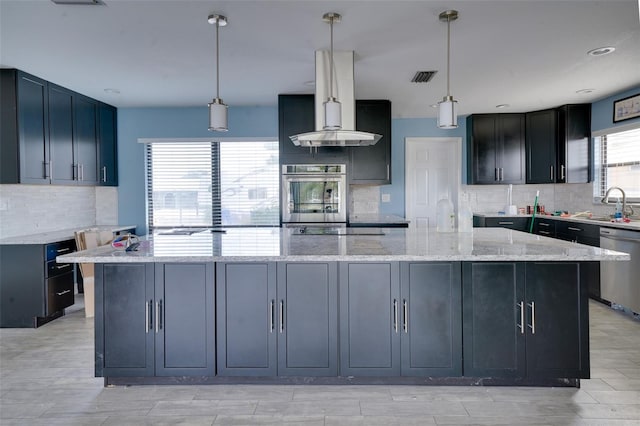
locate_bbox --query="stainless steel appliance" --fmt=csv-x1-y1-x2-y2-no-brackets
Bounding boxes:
281,164,347,224
600,227,640,314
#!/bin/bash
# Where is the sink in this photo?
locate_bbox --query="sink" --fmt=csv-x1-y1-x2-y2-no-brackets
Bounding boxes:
584,216,639,223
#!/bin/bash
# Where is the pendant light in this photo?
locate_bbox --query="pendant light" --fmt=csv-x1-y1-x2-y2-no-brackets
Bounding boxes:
208,14,228,132
323,12,341,130
437,10,459,129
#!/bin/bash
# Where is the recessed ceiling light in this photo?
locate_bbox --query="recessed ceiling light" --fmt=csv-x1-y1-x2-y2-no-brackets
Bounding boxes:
495,104,510,109
430,104,438,108
104,88,120,94
587,46,615,56
576,88,595,94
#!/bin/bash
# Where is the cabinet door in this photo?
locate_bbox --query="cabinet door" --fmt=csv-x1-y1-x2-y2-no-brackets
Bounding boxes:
526,109,557,184
400,262,462,377
463,262,526,377
277,262,338,376
278,94,315,161
216,262,277,376
339,262,401,376
48,84,75,184
351,100,391,184
499,114,526,184
73,94,99,185
525,263,589,378
155,263,215,376
97,264,154,377
467,115,498,184
558,104,591,183
98,103,118,186
16,72,49,184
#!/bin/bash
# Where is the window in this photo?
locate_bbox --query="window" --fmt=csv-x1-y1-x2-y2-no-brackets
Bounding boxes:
593,126,640,204
146,140,279,230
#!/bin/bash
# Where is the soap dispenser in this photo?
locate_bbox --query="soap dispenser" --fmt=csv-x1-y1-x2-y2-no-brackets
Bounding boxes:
614,198,623,221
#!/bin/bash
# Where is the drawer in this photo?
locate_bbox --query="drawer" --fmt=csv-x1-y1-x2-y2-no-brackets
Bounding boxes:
46,239,76,261
484,217,530,231
556,221,600,241
534,218,557,237
46,272,74,315
46,259,74,278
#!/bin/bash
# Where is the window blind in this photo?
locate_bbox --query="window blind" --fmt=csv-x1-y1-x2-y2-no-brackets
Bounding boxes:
594,127,640,202
146,140,279,231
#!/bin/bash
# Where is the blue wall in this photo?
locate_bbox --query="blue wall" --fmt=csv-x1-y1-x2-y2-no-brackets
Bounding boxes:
118,86,639,232
117,106,277,234
591,86,640,132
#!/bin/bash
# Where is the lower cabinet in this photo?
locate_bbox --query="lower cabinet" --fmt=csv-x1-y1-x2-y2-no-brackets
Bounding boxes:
463,262,589,379
339,262,462,377
216,262,338,376
96,263,215,377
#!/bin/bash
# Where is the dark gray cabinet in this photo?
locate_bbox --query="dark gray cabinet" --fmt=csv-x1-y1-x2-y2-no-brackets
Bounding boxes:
351,100,392,184
555,220,600,246
467,114,526,184
526,105,591,184
98,103,118,186
216,262,277,376
0,239,76,328
276,262,338,376
339,262,401,376
0,68,114,186
463,262,589,379
1,69,49,184
278,94,347,164
400,262,462,377
483,217,530,232
96,263,215,377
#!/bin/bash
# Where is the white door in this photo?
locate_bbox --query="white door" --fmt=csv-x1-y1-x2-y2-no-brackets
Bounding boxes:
405,137,461,229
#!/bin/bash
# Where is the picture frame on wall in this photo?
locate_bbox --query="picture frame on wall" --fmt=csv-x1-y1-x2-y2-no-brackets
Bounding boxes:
613,93,640,123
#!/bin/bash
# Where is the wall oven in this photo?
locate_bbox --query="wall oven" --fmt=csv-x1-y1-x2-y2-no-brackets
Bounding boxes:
281,164,347,224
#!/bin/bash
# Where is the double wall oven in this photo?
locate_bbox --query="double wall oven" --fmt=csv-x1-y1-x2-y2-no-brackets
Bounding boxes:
281,164,347,224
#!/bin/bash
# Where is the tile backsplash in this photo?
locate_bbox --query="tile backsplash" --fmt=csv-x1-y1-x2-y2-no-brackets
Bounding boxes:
350,185,380,216
0,185,118,239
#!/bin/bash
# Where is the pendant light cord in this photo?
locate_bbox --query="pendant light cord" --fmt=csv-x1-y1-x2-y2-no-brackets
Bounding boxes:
446,15,451,98
216,20,220,100
329,15,334,100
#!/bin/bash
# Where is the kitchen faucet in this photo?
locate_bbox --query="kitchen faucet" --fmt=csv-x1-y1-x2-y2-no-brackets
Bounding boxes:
601,186,634,218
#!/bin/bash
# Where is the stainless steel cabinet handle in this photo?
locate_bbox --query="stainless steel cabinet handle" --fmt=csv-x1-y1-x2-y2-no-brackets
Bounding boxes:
102,166,107,183
495,167,498,181
145,301,150,333
269,300,274,333
279,300,284,333
158,300,163,332
527,301,536,334
540,223,550,227
386,164,390,181
540,230,551,235
403,300,408,333
560,164,565,180
568,227,582,232
49,160,53,180
498,221,514,225
80,164,84,181
517,301,524,334
155,301,160,333
56,289,71,296
43,161,49,179
55,264,71,269
393,299,398,333
56,247,71,253
550,165,554,181
500,168,504,181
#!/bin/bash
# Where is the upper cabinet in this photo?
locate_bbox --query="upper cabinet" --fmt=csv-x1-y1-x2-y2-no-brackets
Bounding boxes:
466,114,526,185
0,69,117,186
526,104,591,184
351,100,392,184
98,103,118,186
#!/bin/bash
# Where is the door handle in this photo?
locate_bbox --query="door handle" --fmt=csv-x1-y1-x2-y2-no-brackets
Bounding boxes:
403,299,408,333
495,167,498,181
145,301,149,334
269,299,275,333
568,227,583,232
102,166,107,183
56,289,71,296
155,301,160,333
517,301,524,334
279,300,284,333
56,247,71,253
158,299,163,332
386,164,390,181
80,164,84,181
43,161,50,179
393,299,398,333
560,164,565,180
55,264,71,269
527,301,536,334
500,167,504,181
550,165,554,181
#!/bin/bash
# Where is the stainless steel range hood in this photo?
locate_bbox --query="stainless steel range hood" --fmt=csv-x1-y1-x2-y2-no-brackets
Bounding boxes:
290,51,382,147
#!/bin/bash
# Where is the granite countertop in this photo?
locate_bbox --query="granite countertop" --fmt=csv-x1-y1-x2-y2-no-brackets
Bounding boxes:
57,227,629,263
474,213,640,231
349,214,409,224
0,225,136,245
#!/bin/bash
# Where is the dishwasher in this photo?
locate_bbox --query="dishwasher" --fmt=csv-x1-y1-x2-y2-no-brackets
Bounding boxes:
600,227,640,315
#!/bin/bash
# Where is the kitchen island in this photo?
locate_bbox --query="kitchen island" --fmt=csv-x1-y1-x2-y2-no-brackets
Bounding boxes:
58,227,628,387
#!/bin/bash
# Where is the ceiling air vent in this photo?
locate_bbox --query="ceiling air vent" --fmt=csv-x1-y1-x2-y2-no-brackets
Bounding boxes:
51,0,105,5
411,71,437,83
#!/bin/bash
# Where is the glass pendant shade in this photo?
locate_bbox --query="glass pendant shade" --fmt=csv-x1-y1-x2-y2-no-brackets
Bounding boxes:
438,97,458,129
323,98,342,130
208,99,228,132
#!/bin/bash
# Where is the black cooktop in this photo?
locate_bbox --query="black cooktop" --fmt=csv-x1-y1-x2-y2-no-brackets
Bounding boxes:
293,227,384,236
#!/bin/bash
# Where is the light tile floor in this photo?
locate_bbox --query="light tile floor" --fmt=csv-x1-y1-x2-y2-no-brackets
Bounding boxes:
0,297,638,425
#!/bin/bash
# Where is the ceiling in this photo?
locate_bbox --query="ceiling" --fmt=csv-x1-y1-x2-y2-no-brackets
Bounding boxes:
1,0,639,119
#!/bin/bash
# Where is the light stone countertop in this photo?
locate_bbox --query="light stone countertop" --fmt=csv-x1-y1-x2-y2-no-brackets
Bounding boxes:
0,225,137,245
349,214,410,225
57,227,629,263
473,213,640,231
